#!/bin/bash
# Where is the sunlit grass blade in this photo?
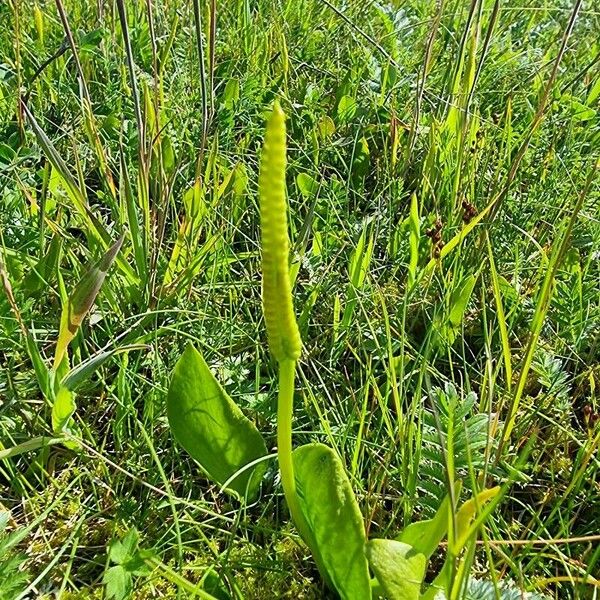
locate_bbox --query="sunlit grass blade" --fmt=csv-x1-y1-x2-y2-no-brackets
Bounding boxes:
485,234,512,391
22,103,137,285
499,162,597,447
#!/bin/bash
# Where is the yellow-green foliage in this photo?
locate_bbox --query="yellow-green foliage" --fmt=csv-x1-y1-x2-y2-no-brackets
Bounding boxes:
259,102,301,363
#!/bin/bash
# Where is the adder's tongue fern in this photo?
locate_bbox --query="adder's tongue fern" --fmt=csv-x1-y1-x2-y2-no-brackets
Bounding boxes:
259,101,302,362
259,101,309,542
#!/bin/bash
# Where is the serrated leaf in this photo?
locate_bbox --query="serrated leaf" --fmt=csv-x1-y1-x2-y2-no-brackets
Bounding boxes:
292,443,371,599
109,529,139,565
54,234,124,369
103,565,132,600
167,344,268,500
366,539,426,600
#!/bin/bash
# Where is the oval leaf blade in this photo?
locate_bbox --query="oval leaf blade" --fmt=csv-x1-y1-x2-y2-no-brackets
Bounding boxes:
366,539,425,600
292,443,371,600
167,344,267,500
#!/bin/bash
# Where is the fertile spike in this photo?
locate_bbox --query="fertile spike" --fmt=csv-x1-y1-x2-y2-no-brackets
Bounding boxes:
259,101,301,362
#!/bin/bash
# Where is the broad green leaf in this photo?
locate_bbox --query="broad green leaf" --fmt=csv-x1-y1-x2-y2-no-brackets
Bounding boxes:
421,487,502,600
167,344,267,500
448,274,477,328
435,273,478,346
318,115,336,139
51,386,76,433
587,76,600,106
337,95,357,122
79,28,104,52
53,234,124,369
296,173,318,198
349,227,374,289
397,491,456,559
351,137,370,184
0,436,63,461
341,225,374,333
292,443,371,600
421,561,450,600
0,511,9,533
163,179,205,287
568,98,596,122
222,78,240,109
202,570,232,600
451,486,500,553
366,539,426,600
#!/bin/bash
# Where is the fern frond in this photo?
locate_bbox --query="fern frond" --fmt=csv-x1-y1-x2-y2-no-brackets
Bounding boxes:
418,384,496,513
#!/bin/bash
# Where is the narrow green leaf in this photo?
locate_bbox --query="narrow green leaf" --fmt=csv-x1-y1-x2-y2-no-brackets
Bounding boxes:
222,77,240,108
167,344,268,500
24,104,137,285
366,539,425,600
0,436,63,461
120,151,147,285
25,332,52,400
23,103,89,220
22,234,62,293
341,226,374,332
62,344,147,391
292,443,371,600
422,196,495,278
53,234,124,369
407,193,420,288
486,237,512,390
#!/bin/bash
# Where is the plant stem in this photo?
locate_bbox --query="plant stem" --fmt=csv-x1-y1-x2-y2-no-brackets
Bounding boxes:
277,359,311,544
